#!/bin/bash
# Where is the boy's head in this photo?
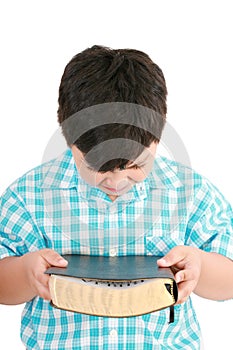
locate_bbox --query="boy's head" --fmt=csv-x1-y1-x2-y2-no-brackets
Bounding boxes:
57,45,167,197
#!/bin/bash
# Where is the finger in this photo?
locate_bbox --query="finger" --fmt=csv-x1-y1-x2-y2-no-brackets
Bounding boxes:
35,269,50,287
32,267,52,300
175,269,197,284
175,269,199,304
176,280,196,304
35,281,51,300
39,249,68,267
157,246,186,267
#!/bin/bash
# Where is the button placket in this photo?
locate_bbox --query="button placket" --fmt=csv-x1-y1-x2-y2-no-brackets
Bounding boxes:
109,329,118,338
109,248,117,257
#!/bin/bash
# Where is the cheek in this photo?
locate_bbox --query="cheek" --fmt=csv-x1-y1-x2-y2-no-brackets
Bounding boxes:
129,163,154,182
79,167,104,186
129,170,147,182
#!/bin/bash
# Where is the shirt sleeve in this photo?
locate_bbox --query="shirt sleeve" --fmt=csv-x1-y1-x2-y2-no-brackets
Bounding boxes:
0,187,45,259
185,179,233,260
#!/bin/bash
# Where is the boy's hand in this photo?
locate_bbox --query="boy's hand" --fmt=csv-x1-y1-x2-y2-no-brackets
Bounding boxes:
22,249,68,301
157,246,202,304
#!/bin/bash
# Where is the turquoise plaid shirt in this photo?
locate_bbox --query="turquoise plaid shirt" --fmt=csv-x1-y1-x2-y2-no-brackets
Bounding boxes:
1,149,233,350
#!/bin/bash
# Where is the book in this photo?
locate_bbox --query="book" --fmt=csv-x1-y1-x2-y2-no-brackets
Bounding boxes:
45,255,178,320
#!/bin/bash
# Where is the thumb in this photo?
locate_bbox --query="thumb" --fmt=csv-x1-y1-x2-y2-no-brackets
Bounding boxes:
39,249,68,267
157,256,171,267
157,246,185,267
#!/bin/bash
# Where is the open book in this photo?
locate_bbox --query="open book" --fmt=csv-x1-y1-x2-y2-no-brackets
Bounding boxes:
46,255,178,321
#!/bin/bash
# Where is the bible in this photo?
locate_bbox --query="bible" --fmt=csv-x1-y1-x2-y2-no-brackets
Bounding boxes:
46,255,178,322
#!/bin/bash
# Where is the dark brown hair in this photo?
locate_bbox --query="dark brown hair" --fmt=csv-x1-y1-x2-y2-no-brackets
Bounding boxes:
57,45,168,172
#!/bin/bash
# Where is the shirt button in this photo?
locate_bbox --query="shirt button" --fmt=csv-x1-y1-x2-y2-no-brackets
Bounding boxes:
109,329,118,338
109,249,117,257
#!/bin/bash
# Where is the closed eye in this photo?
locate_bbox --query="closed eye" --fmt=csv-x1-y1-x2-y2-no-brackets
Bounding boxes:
127,163,145,170
127,164,140,170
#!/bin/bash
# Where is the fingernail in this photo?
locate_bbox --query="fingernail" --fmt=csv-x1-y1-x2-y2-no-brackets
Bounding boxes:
176,275,181,283
158,258,166,264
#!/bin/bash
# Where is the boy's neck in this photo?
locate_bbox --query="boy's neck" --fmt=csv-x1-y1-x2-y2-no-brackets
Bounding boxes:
108,194,118,201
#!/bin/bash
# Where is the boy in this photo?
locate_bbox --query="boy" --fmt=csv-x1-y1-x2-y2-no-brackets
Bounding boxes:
0,45,233,349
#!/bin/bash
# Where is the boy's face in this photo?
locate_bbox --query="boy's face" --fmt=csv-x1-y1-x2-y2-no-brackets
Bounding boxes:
71,141,157,201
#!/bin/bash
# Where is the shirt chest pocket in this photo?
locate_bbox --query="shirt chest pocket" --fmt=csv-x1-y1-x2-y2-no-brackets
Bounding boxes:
144,226,186,257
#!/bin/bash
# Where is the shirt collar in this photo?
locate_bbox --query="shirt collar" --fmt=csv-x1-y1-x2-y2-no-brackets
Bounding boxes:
39,149,148,203
39,150,183,193
147,156,184,190
76,176,148,203
39,149,78,189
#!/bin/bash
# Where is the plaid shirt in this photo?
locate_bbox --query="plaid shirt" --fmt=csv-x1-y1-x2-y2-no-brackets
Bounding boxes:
1,149,233,350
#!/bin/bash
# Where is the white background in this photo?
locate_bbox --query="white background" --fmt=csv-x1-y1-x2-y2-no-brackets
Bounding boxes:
0,1,233,349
